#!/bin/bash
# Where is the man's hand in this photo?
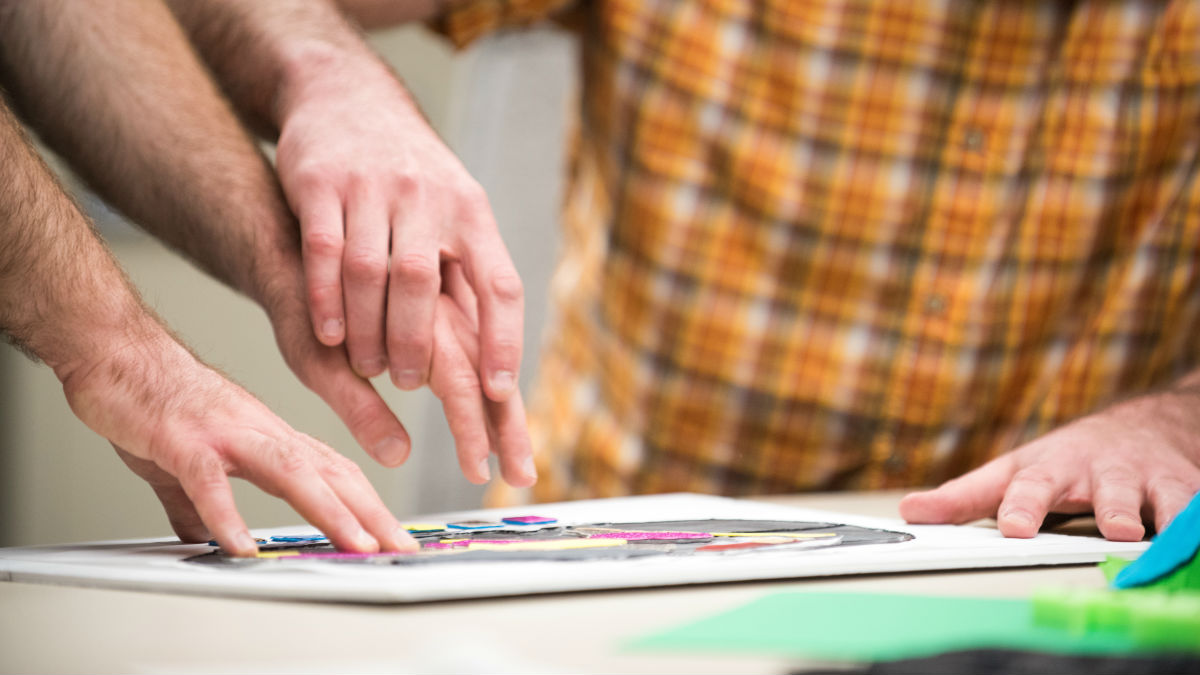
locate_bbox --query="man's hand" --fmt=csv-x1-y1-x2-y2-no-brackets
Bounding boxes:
62,330,416,557
275,55,525,404
258,246,535,485
900,389,1200,541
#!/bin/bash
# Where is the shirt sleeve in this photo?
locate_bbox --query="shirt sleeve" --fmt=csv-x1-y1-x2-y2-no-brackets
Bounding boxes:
430,0,578,48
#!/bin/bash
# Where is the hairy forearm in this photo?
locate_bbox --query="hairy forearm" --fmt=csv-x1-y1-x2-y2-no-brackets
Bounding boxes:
0,100,160,380
0,0,294,305
166,0,415,138
333,0,444,29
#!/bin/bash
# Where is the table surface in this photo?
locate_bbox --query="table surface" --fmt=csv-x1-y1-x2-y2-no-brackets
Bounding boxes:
0,491,1115,674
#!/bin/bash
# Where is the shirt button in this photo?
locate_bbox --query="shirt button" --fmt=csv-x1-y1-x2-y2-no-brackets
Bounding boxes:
964,127,985,151
924,294,947,316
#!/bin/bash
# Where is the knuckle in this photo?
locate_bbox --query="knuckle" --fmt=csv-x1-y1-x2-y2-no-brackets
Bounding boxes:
290,164,329,192
303,230,344,259
388,331,432,359
445,369,483,398
345,168,378,193
343,250,388,285
392,252,441,290
271,443,310,478
458,181,492,212
393,172,422,197
1094,464,1138,489
183,451,227,491
323,453,365,481
488,338,523,361
344,400,383,436
307,282,341,307
488,269,524,303
1011,467,1058,491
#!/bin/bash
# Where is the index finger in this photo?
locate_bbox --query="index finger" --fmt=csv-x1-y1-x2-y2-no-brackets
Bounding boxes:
899,454,1016,525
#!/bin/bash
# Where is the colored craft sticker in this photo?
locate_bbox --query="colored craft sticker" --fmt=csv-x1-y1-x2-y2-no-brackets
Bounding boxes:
446,520,503,531
440,539,529,545
710,532,838,539
501,515,558,526
290,551,411,560
466,538,629,552
402,523,445,533
589,531,711,540
422,541,469,550
269,534,327,543
256,550,303,558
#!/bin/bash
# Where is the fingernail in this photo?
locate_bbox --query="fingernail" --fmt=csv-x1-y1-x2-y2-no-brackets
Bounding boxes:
490,370,516,396
1002,510,1034,528
521,455,538,481
394,527,419,552
374,436,409,467
355,530,379,553
235,531,258,556
393,369,423,390
357,357,387,377
321,318,343,340
477,457,492,482
1106,512,1140,526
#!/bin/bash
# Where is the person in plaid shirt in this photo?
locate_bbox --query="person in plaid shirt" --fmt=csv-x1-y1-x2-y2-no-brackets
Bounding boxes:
172,1,1200,542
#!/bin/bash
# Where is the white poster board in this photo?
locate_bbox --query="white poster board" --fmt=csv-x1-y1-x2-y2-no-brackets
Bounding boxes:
0,493,1145,604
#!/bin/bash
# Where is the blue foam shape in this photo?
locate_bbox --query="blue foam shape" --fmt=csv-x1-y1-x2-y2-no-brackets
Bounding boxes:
1113,490,1200,589
269,534,327,543
446,521,502,531
501,516,558,526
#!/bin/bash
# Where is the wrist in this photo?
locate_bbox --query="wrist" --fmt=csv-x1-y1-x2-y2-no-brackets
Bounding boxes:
54,310,182,400
273,39,417,128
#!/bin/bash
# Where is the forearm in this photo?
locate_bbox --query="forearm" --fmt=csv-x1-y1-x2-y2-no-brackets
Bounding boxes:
333,0,444,29
166,0,421,138
0,0,293,305
0,100,162,382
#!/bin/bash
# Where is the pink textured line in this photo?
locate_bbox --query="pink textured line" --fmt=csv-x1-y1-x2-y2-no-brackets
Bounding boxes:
588,531,710,540
423,539,549,550
291,551,410,559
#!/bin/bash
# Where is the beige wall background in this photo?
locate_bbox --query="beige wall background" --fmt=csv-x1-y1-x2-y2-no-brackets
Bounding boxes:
0,24,575,546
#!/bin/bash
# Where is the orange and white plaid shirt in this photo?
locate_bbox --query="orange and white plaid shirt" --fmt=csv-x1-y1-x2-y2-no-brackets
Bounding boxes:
435,1,1200,503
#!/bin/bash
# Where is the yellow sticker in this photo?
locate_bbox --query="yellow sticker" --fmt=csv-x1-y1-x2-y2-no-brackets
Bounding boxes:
256,550,302,558
710,532,838,538
403,523,445,532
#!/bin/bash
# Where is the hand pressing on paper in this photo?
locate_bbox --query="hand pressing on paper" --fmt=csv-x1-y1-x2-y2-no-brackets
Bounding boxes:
63,330,417,557
275,56,525,404
900,387,1200,541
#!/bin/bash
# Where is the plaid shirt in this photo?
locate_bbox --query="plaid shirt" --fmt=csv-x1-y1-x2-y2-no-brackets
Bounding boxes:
436,1,1200,503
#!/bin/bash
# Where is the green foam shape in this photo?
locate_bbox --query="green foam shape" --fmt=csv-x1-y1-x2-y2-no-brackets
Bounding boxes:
631,592,1141,661
1032,587,1200,651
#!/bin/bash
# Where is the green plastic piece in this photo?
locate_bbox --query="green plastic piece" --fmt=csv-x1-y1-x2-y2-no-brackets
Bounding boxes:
1100,555,1132,583
1032,587,1200,651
